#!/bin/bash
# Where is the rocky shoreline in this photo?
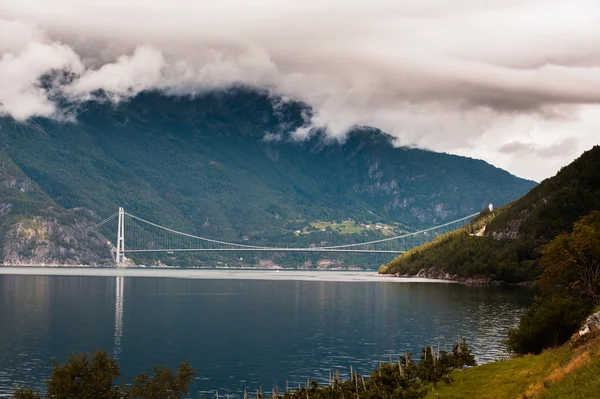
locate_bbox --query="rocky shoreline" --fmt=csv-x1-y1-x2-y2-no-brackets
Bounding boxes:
383,267,533,286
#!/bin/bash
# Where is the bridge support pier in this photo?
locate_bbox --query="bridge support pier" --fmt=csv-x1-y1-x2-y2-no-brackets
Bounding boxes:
115,207,125,264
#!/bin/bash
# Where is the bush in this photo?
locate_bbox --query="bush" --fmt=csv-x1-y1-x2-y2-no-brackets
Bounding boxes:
12,389,41,399
46,351,121,399
505,296,589,355
13,350,195,399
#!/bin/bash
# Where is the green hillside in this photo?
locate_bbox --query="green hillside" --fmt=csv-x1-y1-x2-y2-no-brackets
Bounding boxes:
381,145,600,282
0,88,535,266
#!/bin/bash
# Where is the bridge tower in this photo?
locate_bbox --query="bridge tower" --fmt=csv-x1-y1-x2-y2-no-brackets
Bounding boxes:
115,207,125,264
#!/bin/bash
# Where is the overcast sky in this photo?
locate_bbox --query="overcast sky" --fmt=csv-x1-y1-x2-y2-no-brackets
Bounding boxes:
1,0,600,181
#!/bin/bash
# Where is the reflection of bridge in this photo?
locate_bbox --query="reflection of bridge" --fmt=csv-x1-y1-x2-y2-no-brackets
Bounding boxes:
96,208,478,263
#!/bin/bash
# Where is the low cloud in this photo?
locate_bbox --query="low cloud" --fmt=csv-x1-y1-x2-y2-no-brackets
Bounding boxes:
500,138,578,158
1,0,599,180
0,19,83,119
66,46,166,101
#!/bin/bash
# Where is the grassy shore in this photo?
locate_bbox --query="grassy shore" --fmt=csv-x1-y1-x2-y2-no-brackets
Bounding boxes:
425,331,600,398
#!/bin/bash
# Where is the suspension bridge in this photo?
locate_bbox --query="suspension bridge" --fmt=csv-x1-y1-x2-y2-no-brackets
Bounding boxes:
95,207,478,263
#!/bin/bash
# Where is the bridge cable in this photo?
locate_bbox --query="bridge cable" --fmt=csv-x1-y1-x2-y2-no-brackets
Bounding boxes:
94,212,119,229
124,212,271,249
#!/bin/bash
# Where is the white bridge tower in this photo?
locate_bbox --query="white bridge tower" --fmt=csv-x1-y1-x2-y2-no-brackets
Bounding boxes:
115,207,125,263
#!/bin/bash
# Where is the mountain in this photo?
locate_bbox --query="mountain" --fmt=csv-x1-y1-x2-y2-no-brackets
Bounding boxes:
0,87,536,267
381,145,600,282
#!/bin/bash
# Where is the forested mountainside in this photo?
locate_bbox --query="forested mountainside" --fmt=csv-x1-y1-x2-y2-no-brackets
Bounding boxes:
0,88,535,267
381,145,600,282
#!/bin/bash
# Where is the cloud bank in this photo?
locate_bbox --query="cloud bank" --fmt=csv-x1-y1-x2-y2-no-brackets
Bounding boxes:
1,0,600,180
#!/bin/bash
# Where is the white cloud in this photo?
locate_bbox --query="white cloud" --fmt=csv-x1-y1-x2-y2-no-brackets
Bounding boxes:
66,46,166,101
0,0,599,180
0,23,83,120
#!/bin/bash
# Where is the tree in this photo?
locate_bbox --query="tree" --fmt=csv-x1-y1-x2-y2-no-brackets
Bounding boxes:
539,211,600,307
12,351,196,399
364,353,426,399
12,388,42,399
450,340,476,370
126,362,196,399
416,346,451,388
507,211,600,355
46,351,121,399
505,296,588,355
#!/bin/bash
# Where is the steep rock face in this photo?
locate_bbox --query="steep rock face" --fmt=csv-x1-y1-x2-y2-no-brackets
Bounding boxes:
489,209,530,240
579,312,600,336
1,214,113,265
0,152,112,265
2,213,110,266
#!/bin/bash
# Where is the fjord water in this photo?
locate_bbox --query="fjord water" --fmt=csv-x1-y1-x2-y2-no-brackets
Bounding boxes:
0,272,530,397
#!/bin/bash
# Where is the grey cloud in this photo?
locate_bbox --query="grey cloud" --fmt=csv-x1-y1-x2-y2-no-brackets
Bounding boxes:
499,138,579,158
499,141,537,155
0,0,599,180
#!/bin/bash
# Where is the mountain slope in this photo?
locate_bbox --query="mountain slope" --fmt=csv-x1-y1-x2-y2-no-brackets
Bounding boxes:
0,152,110,265
0,88,536,266
381,145,600,281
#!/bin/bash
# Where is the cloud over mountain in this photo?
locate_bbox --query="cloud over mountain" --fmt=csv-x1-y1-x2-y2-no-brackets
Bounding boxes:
1,0,599,180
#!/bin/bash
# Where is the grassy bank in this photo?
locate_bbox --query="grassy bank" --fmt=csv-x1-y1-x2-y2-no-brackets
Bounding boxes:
425,331,600,398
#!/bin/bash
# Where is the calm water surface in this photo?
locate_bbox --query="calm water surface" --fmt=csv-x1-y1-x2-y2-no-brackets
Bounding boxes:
0,270,531,397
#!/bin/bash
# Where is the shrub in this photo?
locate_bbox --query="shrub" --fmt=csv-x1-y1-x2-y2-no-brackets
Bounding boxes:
505,296,589,355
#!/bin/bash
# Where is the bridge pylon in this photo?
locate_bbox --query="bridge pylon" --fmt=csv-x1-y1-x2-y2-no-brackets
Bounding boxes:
115,207,125,264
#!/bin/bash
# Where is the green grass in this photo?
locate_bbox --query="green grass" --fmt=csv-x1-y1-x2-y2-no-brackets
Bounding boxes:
541,356,600,398
424,332,600,399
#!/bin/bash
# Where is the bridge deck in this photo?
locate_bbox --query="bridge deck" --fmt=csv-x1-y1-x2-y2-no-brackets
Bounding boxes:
123,248,405,254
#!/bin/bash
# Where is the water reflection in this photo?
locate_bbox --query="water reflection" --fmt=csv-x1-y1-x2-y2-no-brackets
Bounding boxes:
0,275,532,398
114,276,124,358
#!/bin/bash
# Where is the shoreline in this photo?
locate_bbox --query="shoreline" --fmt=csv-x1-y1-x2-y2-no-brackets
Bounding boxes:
0,266,459,283
380,271,533,286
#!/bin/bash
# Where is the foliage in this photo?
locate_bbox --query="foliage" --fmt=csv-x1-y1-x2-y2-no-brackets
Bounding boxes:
538,211,600,307
505,296,589,355
46,351,121,399
12,389,42,399
450,341,477,370
127,363,195,399
13,350,196,399
506,211,600,355
383,223,540,282
416,346,453,387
